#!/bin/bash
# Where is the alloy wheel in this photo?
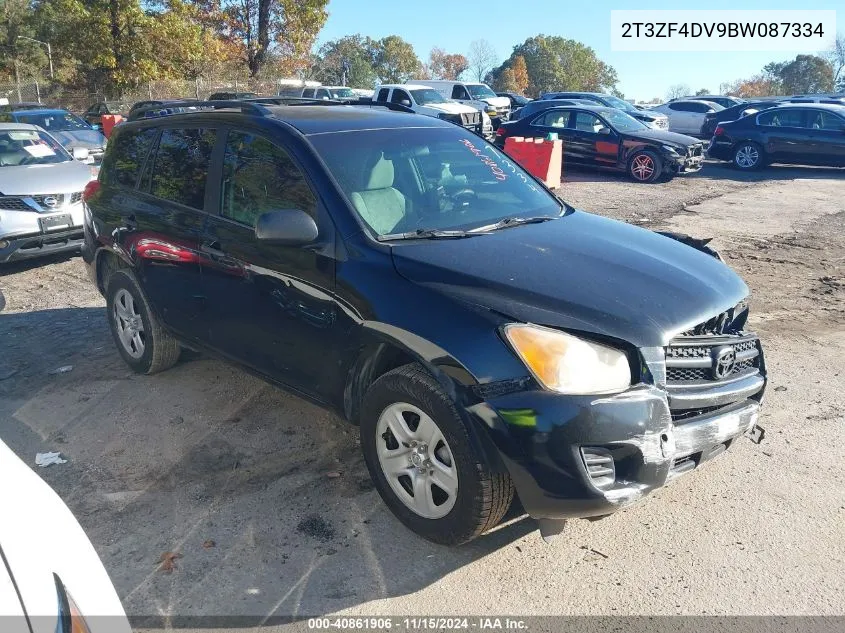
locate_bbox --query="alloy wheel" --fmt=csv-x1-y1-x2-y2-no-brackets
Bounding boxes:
113,288,145,359
735,144,759,168
631,154,655,181
375,402,458,519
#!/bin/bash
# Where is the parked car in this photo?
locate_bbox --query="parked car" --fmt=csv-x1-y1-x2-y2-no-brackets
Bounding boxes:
497,105,705,182
126,99,198,121
301,86,357,100
541,92,669,130
0,123,95,263
413,79,512,126
497,92,531,110
708,103,845,169
82,102,766,544
512,98,602,120
0,438,131,633
277,79,321,98
783,95,845,105
672,95,745,109
83,101,131,126
0,101,45,112
700,100,783,138
650,100,724,136
208,91,258,101
374,84,492,139
6,108,107,163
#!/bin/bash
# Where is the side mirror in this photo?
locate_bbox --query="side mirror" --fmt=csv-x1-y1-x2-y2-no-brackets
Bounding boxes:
399,99,412,107
72,147,90,161
91,123,101,131
255,209,318,246
598,127,611,135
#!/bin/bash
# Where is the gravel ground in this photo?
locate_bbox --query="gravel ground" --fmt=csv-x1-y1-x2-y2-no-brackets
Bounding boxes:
0,160,843,627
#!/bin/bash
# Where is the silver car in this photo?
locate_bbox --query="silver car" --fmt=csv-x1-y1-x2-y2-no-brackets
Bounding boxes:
0,123,95,263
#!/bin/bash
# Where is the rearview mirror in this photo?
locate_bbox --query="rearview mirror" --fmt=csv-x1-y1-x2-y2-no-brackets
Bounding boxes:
255,209,318,246
598,127,611,135
72,147,90,161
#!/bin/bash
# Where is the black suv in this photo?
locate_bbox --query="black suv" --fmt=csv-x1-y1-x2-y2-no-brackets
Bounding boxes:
82,101,767,545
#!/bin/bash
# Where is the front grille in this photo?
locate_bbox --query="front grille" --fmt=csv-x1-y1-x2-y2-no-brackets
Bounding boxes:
70,192,83,204
688,145,703,157
0,196,33,211
0,193,82,212
665,335,761,384
461,111,481,126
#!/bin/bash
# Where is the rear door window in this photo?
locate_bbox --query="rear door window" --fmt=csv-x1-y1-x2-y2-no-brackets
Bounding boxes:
149,128,217,210
377,88,390,102
302,89,315,98
534,111,570,128
668,102,692,112
572,112,604,133
104,127,158,188
220,130,317,227
757,110,807,128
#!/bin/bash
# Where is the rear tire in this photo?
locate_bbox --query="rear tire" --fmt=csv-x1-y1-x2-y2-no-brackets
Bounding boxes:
106,270,180,374
733,141,764,170
360,363,513,545
628,150,662,183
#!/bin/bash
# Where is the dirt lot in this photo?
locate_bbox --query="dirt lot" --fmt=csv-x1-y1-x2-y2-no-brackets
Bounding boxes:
1,161,844,625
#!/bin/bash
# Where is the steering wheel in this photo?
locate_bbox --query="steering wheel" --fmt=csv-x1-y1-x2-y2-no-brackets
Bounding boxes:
452,188,478,212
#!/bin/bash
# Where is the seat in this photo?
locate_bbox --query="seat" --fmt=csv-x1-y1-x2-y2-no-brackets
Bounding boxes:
349,154,407,235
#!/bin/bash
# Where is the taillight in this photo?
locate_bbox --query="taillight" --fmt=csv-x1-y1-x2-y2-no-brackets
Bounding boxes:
82,180,100,202
714,126,725,136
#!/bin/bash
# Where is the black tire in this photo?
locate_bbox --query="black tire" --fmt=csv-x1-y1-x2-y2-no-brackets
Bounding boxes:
627,150,663,183
732,141,764,170
105,269,180,374
360,363,514,545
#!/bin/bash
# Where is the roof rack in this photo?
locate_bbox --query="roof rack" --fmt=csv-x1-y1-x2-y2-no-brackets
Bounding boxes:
129,96,416,120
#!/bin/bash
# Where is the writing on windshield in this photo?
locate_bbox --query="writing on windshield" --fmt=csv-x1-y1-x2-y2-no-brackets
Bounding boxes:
458,138,507,181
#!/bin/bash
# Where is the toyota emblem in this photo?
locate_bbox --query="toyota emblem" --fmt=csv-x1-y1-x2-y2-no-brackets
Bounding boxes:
712,346,736,379
42,196,59,208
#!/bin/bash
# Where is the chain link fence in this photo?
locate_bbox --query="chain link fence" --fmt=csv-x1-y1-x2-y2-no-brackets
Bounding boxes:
0,76,300,113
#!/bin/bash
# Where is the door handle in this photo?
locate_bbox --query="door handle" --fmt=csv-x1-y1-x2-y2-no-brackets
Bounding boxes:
201,240,227,258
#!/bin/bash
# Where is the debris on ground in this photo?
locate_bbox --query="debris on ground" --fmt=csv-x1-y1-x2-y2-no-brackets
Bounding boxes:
774,386,787,392
158,551,183,573
580,545,609,560
326,471,342,479
202,540,216,549
48,365,73,375
35,452,67,467
296,514,336,542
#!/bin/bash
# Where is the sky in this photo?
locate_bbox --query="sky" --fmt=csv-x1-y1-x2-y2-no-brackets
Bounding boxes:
316,0,841,101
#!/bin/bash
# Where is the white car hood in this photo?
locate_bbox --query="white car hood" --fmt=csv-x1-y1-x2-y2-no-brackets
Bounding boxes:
0,440,130,633
486,96,511,108
424,102,478,114
0,161,93,196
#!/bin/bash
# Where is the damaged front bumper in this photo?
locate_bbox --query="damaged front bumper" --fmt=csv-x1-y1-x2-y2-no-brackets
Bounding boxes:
467,379,763,521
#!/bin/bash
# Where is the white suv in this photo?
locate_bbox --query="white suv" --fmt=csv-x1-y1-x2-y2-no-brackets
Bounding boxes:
374,84,493,140
411,80,512,126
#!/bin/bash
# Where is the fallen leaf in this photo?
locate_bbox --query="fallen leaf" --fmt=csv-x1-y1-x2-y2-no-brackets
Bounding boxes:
326,471,342,479
158,551,183,573
202,540,216,549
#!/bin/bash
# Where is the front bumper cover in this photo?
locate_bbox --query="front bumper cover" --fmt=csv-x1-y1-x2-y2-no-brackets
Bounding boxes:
466,384,762,520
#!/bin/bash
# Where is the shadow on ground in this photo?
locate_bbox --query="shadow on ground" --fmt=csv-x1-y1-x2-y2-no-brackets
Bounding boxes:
1,307,537,624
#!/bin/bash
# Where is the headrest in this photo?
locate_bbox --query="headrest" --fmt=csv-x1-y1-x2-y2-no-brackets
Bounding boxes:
364,154,395,190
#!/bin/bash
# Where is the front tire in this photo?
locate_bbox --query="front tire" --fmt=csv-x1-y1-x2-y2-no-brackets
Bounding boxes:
628,150,662,183
360,363,514,545
733,141,764,170
106,270,180,374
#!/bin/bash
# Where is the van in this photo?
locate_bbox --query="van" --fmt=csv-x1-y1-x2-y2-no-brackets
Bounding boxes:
277,79,321,98
374,84,493,140
411,80,512,126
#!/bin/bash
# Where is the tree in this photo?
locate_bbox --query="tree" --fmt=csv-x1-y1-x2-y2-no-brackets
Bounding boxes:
695,88,710,96
374,35,420,83
429,47,468,80
494,68,519,92
724,75,780,98
826,32,844,90
511,55,529,94
216,0,328,77
467,39,496,82
776,54,834,94
317,34,378,87
666,83,691,100
488,35,616,97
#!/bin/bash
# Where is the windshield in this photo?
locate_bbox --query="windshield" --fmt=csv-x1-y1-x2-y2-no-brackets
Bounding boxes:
329,88,356,99
602,109,648,132
0,129,72,166
410,89,447,105
309,127,562,236
466,84,497,99
16,111,92,132
105,102,130,113
601,94,639,114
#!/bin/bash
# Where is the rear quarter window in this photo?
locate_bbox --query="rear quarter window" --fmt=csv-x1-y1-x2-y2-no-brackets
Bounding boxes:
102,127,158,188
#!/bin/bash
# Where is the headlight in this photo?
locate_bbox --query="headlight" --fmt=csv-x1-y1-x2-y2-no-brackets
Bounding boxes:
503,324,631,395
662,144,680,155
485,106,497,115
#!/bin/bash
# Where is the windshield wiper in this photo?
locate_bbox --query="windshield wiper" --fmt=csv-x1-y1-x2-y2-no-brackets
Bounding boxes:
377,228,474,241
468,216,556,233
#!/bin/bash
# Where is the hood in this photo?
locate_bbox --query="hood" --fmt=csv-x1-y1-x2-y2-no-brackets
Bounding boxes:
632,110,667,122
46,129,106,149
424,102,479,114
390,211,748,348
484,96,511,108
625,127,702,148
0,160,93,195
